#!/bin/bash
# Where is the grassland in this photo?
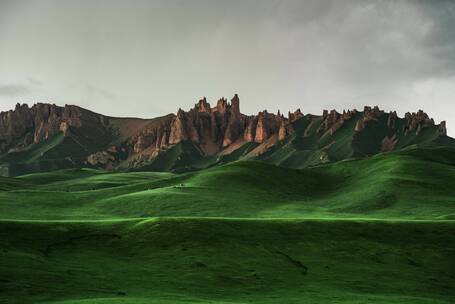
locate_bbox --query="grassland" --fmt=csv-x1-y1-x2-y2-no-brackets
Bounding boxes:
1,146,454,303
1,146,455,221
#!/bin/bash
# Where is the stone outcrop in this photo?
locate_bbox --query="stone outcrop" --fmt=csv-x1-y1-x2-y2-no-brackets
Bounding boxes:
288,109,303,122
127,94,300,156
0,103,85,153
354,119,365,132
244,117,258,142
387,111,398,129
403,110,434,135
87,151,116,169
439,121,447,136
363,106,383,122
353,107,445,139
381,134,398,152
254,111,269,143
130,117,173,153
278,120,294,141
1,96,449,175
354,106,384,133
319,109,354,135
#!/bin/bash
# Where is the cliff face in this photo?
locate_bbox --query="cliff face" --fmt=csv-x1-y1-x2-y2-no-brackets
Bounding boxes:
127,94,297,157
0,103,86,154
0,95,452,176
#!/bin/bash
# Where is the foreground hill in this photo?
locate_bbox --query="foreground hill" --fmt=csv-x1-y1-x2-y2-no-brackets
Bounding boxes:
1,218,454,304
1,96,453,176
1,146,454,220
1,146,454,303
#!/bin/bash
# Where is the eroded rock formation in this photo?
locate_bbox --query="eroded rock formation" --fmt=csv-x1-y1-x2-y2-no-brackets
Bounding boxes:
319,109,355,135
126,94,300,157
1,96,450,175
0,103,85,153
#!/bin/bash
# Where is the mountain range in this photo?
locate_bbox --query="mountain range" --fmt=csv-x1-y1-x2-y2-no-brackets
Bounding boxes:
0,94,453,176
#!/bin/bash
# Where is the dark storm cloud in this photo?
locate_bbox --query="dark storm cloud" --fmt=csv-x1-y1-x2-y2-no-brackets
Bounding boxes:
0,84,30,96
0,0,454,135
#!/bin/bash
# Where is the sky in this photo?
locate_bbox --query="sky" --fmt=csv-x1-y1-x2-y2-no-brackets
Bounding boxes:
0,0,454,135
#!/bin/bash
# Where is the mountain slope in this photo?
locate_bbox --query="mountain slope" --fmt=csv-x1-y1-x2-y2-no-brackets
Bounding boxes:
1,147,454,304
0,96,453,176
1,146,454,221
1,218,454,304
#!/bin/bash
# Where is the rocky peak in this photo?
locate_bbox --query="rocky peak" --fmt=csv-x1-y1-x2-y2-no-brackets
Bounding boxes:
231,94,240,115
2,99,450,175
195,97,211,113
363,106,383,122
354,119,365,132
254,111,268,143
439,121,447,136
288,109,303,122
244,116,258,142
0,103,87,153
387,111,398,128
354,106,384,133
134,95,295,151
216,98,228,113
132,94,246,154
319,109,346,135
278,119,293,141
404,110,434,135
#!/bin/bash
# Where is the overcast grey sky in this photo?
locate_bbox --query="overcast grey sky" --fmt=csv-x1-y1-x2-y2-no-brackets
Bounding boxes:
0,0,454,135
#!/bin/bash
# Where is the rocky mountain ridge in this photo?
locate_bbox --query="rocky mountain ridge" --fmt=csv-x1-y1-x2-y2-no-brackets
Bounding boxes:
129,94,302,156
0,94,451,176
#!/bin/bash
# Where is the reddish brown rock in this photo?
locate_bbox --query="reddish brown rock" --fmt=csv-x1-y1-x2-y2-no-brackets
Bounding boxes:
230,94,240,116
133,135,149,153
169,109,189,144
59,121,70,137
278,120,294,140
244,117,257,142
195,97,211,113
2,97,449,173
318,109,345,135
222,95,243,147
130,94,290,150
254,112,268,143
387,111,398,128
381,134,398,152
318,108,355,135
87,151,115,167
354,119,365,132
0,103,86,153
403,110,433,135
215,98,228,113
288,109,303,122
363,106,383,122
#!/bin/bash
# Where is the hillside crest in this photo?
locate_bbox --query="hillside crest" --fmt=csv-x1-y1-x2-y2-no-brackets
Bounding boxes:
0,95,451,176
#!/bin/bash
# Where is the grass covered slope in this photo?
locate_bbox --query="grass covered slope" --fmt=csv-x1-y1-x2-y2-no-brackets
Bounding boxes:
1,218,454,304
1,147,454,303
1,147,454,220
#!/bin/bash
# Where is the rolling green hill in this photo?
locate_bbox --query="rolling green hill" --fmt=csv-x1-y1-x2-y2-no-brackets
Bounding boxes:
1,146,454,303
1,146,454,221
1,218,454,304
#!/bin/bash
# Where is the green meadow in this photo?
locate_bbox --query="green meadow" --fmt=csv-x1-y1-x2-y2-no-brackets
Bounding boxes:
1,146,455,303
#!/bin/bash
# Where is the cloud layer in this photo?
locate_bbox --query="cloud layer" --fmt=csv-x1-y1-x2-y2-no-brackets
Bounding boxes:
0,0,454,135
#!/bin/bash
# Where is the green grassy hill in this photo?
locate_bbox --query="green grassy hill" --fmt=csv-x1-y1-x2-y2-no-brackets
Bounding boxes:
1,146,454,221
1,218,454,304
1,147,454,303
